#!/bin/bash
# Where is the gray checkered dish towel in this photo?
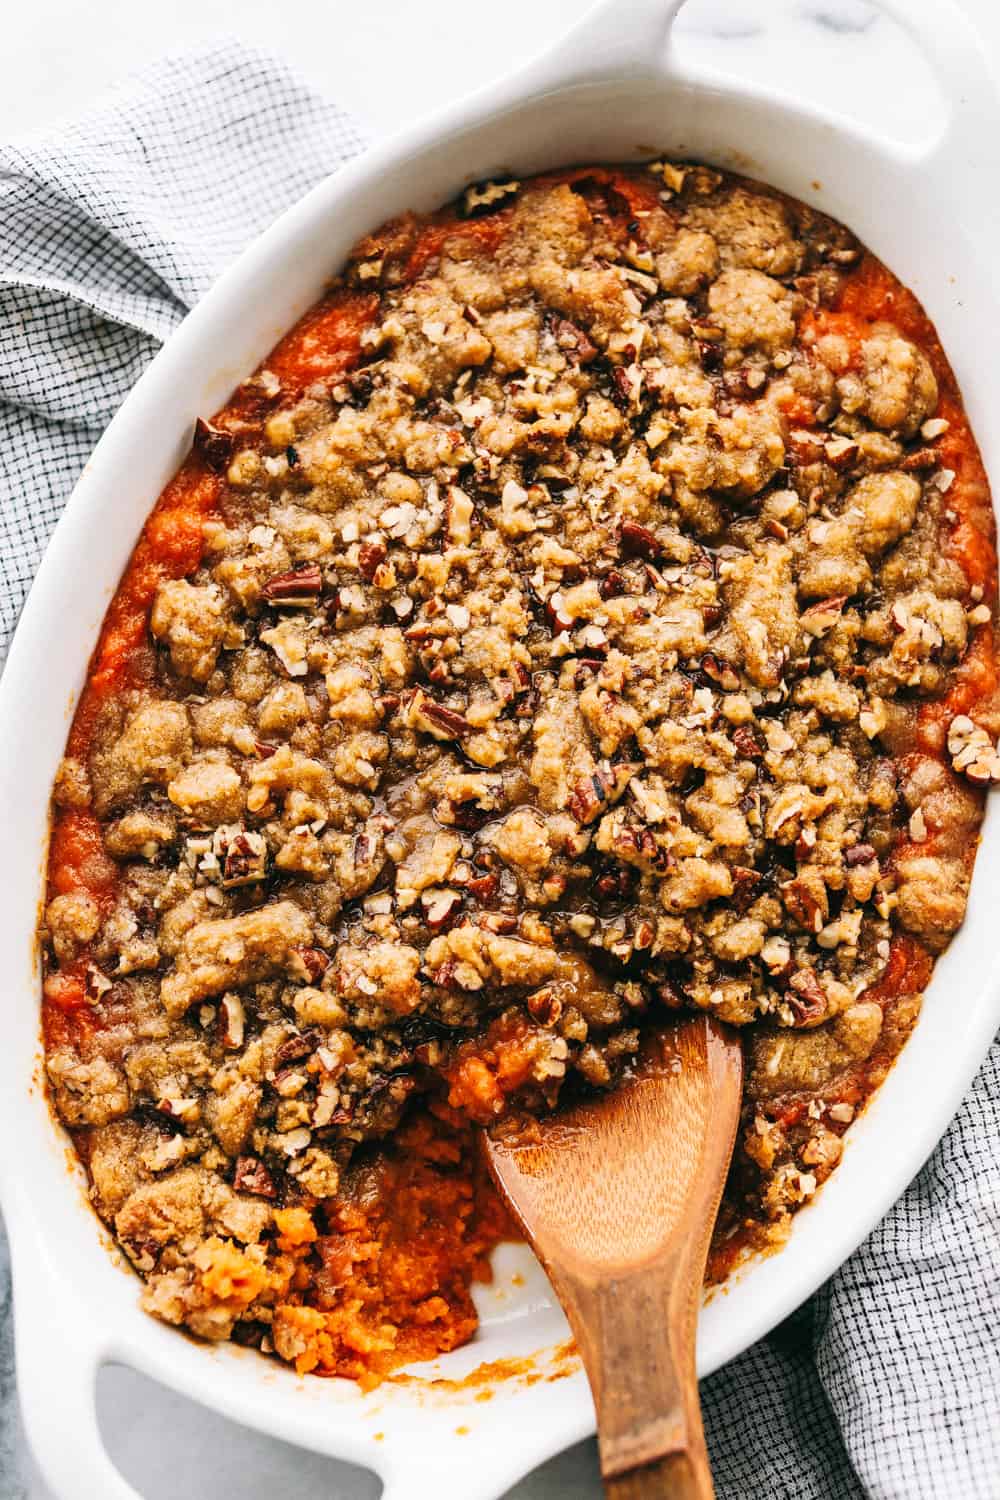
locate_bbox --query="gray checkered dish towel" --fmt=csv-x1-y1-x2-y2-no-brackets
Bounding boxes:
2,39,999,1500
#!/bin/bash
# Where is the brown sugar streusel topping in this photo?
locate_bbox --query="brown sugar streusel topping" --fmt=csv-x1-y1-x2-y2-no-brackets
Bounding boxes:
41,161,999,1380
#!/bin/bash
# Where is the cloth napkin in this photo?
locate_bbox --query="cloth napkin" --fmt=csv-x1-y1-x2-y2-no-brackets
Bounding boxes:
2,40,999,1500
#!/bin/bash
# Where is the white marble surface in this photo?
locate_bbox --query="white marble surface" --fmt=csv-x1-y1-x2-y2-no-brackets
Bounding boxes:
3,1,999,1497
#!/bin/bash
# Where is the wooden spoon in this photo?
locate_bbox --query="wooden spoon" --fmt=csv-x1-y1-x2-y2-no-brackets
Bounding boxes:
483,1014,743,1499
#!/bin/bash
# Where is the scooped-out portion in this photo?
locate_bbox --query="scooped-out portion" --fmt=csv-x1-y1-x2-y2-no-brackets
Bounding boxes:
41,161,997,1384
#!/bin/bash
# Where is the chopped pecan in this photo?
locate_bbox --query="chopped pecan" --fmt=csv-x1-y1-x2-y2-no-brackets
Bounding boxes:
234,1156,277,1199
263,564,323,604
824,436,859,470
654,974,690,1009
599,568,627,601
404,688,473,740
801,595,848,637
218,993,246,1050
479,911,519,934
544,592,573,636
550,316,597,365
594,864,637,899
526,986,562,1025
731,725,763,761
466,872,499,904
781,877,826,933
844,843,877,868
619,521,664,561
827,244,861,266
221,829,268,888
275,1029,322,1067
421,888,463,931
120,1236,160,1273
730,866,763,913
947,715,1000,784
358,539,388,581
722,367,767,402
899,447,939,473
631,918,655,951
568,763,637,825
461,178,520,217
787,968,827,1026
293,947,331,983
193,417,236,473
611,364,639,410
699,653,740,691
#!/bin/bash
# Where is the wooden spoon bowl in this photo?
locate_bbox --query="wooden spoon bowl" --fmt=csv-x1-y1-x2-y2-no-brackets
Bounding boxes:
484,1014,743,1498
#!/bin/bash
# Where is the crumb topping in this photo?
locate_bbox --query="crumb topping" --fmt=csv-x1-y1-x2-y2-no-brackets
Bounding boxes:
41,163,998,1380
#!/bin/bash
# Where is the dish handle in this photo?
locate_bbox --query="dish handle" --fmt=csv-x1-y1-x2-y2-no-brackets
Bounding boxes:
12,1240,141,1500
878,0,1000,171
376,1449,540,1500
514,0,688,93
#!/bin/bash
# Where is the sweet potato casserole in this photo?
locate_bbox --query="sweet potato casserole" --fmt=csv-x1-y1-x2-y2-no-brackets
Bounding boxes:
41,162,998,1384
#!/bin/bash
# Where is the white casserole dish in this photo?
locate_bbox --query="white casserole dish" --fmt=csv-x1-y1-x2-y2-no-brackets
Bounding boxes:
3,1,999,1495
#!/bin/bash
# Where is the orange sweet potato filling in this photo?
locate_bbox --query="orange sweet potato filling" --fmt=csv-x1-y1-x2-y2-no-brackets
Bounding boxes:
266,1112,514,1386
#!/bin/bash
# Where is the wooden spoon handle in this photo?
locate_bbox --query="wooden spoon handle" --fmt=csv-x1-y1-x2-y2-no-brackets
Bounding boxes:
605,1450,714,1500
554,1254,715,1500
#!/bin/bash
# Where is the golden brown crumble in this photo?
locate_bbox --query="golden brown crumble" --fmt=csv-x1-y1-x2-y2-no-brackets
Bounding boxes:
41,162,998,1377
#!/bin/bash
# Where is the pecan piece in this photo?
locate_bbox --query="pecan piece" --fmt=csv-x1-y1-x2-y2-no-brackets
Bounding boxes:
731,725,763,761
526,986,563,1026
568,762,637,825
947,714,1000,784
221,829,268,888
722,367,767,402
619,521,664,561
193,417,236,473
550,316,597,365
274,1029,322,1067
898,447,939,473
599,568,627,601
218,993,246,1050
262,564,323,604
781,877,826,934
824,436,860,471
293,947,331,983
466,872,499,904
461,178,520,217
404,687,473,741
699,653,740,691
121,1236,160,1273
234,1156,277,1199
358,539,388,581
421,888,463,931
611,364,640,410
594,865,637,899
787,968,827,1027
730,866,763,913
801,594,848,638
478,911,519,935
543,591,573,636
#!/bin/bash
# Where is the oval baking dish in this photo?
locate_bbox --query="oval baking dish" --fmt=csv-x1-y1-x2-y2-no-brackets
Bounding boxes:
3,2,999,1496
